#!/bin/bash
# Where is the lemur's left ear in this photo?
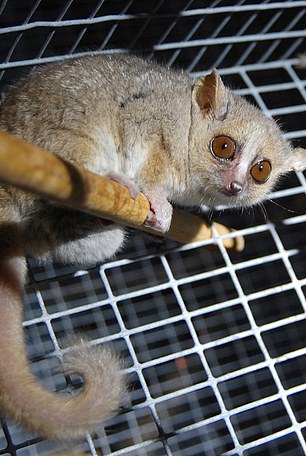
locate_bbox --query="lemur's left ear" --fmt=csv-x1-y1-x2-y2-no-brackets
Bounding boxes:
290,147,306,172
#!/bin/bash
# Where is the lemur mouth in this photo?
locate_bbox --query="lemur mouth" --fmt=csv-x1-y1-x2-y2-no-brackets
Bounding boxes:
221,189,236,197
220,189,241,198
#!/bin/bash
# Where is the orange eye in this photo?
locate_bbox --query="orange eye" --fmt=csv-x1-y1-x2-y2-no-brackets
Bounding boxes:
210,135,236,160
250,160,272,183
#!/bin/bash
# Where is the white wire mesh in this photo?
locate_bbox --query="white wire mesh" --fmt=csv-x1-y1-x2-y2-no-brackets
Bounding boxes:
0,1,306,455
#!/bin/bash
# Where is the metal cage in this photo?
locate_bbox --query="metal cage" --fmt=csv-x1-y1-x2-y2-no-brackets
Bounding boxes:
0,1,306,455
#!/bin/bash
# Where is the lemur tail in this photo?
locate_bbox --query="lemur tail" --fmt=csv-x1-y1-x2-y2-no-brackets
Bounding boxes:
0,252,125,440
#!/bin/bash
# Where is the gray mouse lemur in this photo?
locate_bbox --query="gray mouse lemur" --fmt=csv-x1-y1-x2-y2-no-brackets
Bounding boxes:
0,54,305,440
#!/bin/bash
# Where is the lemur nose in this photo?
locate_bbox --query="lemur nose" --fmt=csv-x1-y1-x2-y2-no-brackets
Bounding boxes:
229,181,243,195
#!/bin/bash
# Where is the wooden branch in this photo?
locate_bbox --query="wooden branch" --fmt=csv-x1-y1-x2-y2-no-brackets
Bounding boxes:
0,131,244,251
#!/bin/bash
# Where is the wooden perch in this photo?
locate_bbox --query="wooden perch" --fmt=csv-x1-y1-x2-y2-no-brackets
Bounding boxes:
0,131,244,251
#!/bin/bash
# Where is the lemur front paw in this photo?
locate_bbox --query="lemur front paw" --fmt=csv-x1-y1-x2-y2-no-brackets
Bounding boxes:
143,187,173,233
106,173,140,199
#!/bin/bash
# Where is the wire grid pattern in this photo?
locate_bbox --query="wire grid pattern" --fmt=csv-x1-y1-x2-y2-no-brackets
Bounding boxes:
0,1,306,455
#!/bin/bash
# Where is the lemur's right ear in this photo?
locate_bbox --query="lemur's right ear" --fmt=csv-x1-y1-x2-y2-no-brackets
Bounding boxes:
192,69,229,121
289,147,306,172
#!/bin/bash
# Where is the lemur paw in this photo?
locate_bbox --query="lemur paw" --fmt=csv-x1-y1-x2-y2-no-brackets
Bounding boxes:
143,187,173,233
106,173,140,199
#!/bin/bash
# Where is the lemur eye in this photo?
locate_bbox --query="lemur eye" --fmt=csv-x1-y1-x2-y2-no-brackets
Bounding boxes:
250,160,272,183
210,135,236,160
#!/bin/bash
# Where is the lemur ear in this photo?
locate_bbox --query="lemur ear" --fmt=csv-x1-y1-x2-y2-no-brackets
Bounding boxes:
290,147,306,172
192,69,229,121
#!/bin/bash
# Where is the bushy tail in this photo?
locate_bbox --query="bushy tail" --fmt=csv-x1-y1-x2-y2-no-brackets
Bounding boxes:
0,252,125,440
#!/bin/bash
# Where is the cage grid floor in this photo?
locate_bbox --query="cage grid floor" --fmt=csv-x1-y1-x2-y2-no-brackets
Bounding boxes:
0,1,306,455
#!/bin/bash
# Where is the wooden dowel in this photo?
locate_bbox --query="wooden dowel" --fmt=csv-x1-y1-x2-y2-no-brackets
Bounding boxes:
0,131,244,251
0,131,150,226
141,208,244,251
